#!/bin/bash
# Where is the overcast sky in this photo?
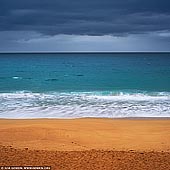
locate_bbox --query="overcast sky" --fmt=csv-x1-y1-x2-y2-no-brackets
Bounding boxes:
0,0,170,51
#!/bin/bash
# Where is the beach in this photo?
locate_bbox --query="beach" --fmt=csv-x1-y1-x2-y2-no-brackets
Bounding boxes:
0,118,170,169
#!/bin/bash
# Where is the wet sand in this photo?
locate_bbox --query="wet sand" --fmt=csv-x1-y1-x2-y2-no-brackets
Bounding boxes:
0,118,170,169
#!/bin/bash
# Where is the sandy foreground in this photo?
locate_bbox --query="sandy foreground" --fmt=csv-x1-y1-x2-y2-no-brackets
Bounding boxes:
0,118,170,169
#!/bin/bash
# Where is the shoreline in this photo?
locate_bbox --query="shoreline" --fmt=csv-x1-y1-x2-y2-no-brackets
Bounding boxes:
1,116,170,120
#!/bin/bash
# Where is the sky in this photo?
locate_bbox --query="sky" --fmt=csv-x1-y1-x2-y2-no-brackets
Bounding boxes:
0,0,170,52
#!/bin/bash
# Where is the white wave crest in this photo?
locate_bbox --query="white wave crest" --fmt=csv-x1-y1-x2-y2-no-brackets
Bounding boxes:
0,91,170,118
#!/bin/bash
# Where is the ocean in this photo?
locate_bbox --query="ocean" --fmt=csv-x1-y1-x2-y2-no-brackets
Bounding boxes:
0,53,170,118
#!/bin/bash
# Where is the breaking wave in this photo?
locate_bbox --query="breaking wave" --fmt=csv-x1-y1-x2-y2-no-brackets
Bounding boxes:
0,90,170,118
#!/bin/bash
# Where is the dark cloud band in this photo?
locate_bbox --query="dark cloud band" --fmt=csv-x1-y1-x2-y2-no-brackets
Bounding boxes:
0,0,170,35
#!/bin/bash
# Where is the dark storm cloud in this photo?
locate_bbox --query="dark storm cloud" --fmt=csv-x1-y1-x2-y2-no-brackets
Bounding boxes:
0,0,170,36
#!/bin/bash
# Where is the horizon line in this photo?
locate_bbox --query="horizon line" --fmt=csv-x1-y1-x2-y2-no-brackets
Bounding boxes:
0,51,170,54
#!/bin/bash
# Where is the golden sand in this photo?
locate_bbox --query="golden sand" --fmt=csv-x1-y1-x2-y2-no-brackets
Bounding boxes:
0,118,170,169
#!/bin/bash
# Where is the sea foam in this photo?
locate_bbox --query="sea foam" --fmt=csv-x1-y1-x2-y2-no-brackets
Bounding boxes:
0,91,170,118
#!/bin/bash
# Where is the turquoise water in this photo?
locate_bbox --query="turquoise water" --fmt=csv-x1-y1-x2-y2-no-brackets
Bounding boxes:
0,53,170,118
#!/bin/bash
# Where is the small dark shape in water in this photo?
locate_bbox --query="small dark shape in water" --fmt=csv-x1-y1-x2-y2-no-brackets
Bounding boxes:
76,74,84,77
16,71,25,73
45,78,58,81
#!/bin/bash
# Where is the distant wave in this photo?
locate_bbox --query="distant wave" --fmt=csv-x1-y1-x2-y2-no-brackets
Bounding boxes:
0,91,170,118
12,76,22,79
